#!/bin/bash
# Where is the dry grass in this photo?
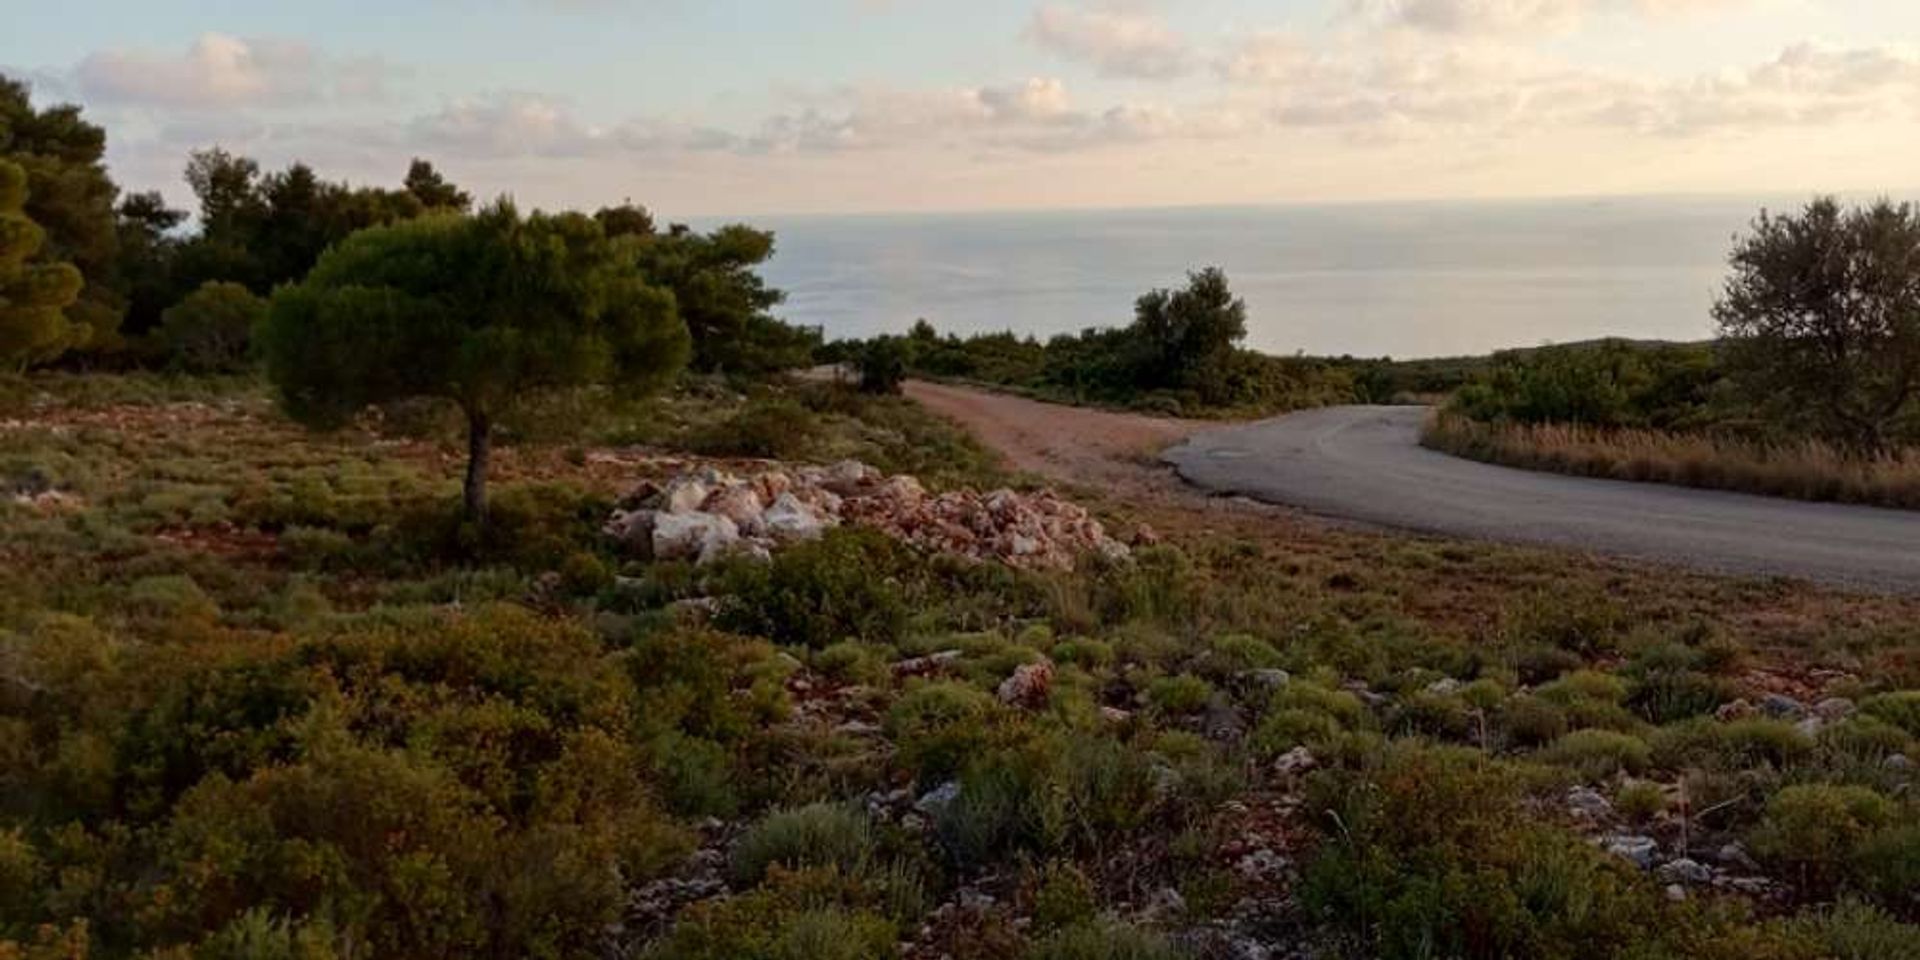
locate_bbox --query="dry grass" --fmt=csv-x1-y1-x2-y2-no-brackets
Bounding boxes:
1423,412,1920,510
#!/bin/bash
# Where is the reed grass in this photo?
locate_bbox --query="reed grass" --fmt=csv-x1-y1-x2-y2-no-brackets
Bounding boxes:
1422,412,1920,510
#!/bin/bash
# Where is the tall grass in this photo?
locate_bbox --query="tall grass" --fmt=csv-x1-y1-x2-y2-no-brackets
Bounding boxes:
1423,412,1920,509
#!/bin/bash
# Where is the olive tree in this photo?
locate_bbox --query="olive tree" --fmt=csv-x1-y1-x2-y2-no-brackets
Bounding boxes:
1715,197,1920,452
259,201,690,521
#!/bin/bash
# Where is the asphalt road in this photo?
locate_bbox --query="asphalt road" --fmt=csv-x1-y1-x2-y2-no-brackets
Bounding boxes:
1163,405,1920,592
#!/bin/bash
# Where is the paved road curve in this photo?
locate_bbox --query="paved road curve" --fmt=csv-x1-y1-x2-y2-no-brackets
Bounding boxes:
1164,405,1920,592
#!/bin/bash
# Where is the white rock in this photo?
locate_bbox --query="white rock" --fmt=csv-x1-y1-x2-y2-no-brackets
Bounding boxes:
661,477,712,514
1601,835,1660,870
1273,746,1318,777
652,511,739,562
764,493,830,544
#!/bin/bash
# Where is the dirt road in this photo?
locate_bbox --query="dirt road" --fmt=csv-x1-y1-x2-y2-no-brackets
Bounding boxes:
902,380,1198,496
1166,405,1920,592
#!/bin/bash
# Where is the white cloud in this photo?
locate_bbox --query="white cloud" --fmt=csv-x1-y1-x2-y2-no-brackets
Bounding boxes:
1025,4,1196,79
1348,0,1740,36
74,33,402,108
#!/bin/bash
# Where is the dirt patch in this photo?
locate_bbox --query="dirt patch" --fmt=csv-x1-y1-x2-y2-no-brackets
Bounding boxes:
902,380,1204,498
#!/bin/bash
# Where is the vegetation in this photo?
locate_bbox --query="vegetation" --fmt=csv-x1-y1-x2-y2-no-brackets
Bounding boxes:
1430,198,1920,507
153,282,265,374
828,270,1367,417
260,202,691,522
0,367,1913,958
0,160,82,367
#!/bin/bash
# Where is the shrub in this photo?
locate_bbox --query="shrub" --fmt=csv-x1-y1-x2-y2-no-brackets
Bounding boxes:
1853,825,1920,918
887,681,1001,783
731,804,876,886
936,733,1159,868
1146,674,1214,715
1024,921,1177,960
1795,899,1920,960
1615,780,1667,823
1028,861,1098,933
1652,718,1814,771
646,870,901,960
857,337,909,395
154,281,264,373
1505,592,1624,657
718,529,913,648
1749,785,1895,894
1860,691,1920,738
1209,633,1282,671
1499,694,1570,748
1541,729,1652,781
689,396,824,460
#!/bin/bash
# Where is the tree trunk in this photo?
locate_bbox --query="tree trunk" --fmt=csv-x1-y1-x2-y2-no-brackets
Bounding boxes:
463,410,491,524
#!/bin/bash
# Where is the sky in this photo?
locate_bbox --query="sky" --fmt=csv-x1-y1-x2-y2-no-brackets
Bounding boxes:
7,0,1920,218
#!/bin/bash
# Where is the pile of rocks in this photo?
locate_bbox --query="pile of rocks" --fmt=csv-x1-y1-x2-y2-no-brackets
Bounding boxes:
604,460,1131,571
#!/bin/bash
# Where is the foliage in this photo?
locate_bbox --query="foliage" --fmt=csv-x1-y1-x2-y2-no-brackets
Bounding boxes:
0,78,121,355
835,271,1361,416
260,202,690,520
629,222,818,376
153,281,265,373
1717,197,1920,452
1450,340,1719,430
858,336,909,395
730,804,876,885
0,160,83,367
716,529,913,648
1023,921,1178,960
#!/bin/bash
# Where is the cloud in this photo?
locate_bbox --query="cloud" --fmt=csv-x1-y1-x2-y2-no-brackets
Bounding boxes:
1348,0,1739,36
74,33,403,108
1025,4,1196,80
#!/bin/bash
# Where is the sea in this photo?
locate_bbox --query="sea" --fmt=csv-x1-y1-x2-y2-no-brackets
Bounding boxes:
730,195,1805,360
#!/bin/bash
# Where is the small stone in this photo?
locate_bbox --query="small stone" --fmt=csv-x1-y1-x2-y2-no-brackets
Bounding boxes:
652,511,739,562
1658,858,1713,885
1601,835,1660,870
1885,753,1913,772
1143,887,1187,920
894,650,964,676
1100,706,1133,724
1425,677,1462,695
1714,699,1756,722
1273,746,1318,777
1814,697,1856,721
1794,716,1823,738
1759,694,1806,720
1566,786,1613,819
1664,883,1687,902
997,659,1055,707
661,476,712,514
914,781,961,817
1717,843,1760,871
1235,847,1290,880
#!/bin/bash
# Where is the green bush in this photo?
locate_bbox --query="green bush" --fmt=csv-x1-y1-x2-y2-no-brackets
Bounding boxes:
645,869,901,960
1499,694,1570,748
1749,784,1895,894
936,733,1159,868
1853,825,1920,917
1860,691,1920,738
857,337,909,395
887,681,1002,783
1028,861,1098,933
1023,921,1177,960
689,396,824,460
1146,674,1214,715
719,529,913,648
1652,717,1814,771
154,281,265,373
731,804,876,886
1541,729,1652,781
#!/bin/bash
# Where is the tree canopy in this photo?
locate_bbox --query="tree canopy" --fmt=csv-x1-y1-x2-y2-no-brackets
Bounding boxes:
0,159,83,366
1715,197,1920,451
260,201,691,520
630,222,819,375
0,76,120,352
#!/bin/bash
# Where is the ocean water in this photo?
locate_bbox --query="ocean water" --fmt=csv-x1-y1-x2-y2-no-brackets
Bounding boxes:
738,196,1784,360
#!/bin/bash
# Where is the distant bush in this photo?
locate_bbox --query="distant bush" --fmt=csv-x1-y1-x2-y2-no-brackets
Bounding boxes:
689,395,824,460
1024,921,1177,960
731,804,876,885
153,281,266,373
718,528,913,648
1860,691,1920,738
1750,784,1896,896
1541,728,1652,781
1451,340,1719,431
857,336,909,395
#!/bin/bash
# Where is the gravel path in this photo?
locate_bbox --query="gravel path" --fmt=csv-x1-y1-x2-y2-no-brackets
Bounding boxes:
1164,405,1920,592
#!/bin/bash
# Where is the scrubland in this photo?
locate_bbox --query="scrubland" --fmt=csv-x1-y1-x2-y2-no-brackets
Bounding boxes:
0,373,1915,959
